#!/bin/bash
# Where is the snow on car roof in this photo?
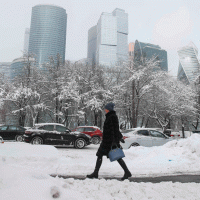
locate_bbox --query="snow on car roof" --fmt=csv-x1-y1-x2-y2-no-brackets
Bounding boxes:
34,123,65,127
77,126,100,129
134,127,162,131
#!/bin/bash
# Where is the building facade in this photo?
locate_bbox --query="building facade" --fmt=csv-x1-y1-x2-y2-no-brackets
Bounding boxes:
10,57,35,80
23,28,30,56
0,62,11,79
134,40,168,71
28,4,67,69
87,25,97,65
87,8,128,67
177,42,200,84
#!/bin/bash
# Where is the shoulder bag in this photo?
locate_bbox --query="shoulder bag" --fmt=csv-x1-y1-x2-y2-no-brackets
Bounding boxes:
108,144,125,162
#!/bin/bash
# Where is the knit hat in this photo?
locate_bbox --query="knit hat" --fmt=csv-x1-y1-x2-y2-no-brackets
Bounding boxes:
105,102,115,111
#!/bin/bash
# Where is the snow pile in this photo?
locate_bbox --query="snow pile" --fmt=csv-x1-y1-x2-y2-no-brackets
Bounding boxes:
1,136,200,199
0,143,59,173
165,133,200,156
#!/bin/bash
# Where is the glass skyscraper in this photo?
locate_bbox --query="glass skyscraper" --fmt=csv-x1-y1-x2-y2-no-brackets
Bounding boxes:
23,28,30,56
28,4,67,68
10,57,35,80
87,25,97,64
0,62,11,79
87,8,128,67
177,42,200,84
134,40,168,71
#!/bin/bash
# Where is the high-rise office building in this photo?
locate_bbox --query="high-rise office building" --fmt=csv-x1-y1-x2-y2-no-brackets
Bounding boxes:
129,42,134,60
134,40,168,71
23,28,30,56
177,42,200,84
28,4,67,68
10,57,35,80
0,62,11,78
87,8,128,67
87,25,97,65
128,42,134,68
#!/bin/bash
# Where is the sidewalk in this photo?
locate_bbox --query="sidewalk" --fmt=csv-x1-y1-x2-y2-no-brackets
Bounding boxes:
50,174,200,183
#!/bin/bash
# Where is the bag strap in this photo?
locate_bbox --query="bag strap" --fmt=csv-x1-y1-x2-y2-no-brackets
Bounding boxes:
111,142,118,150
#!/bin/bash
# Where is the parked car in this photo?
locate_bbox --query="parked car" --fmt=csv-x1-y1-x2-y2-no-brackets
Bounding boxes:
72,126,102,144
23,123,91,149
163,129,181,138
0,136,4,143
121,128,173,149
121,128,136,134
192,130,200,134
0,125,26,141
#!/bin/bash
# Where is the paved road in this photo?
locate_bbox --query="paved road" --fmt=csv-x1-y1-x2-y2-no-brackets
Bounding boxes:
50,174,200,183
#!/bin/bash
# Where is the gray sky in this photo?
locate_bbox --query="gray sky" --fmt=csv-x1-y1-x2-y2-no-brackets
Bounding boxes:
1,0,200,76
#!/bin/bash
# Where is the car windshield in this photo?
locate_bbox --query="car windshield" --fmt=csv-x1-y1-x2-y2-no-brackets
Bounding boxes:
122,129,135,133
0,126,8,130
137,130,149,136
56,125,68,132
38,125,54,131
150,130,166,138
85,128,95,131
76,128,84,132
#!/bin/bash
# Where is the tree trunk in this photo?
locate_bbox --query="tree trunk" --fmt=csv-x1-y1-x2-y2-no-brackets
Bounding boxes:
182,123,185,138
94,110,98,126
132,80,136,127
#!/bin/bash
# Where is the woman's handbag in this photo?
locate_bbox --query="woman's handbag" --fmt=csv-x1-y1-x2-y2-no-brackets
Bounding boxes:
108,145,125,162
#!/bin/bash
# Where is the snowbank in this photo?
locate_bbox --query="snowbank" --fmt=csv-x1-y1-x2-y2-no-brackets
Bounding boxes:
1,135,200,199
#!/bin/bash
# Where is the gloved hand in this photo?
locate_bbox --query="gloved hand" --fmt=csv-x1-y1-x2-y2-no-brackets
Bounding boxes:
120,138,125,143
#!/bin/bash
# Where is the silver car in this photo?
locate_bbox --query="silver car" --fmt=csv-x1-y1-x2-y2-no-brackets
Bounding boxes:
121,128,173,149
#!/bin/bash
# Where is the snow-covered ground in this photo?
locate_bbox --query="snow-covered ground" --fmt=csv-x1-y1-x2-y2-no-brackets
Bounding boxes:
1,134,200,199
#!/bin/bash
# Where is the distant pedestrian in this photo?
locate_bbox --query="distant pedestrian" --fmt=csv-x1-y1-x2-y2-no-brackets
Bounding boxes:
87,102,132,180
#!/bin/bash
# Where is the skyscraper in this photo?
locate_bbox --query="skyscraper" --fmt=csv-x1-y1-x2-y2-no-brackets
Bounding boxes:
177,42,200,84
129,43,134,59
28,4,67,68
87,25,97,65
0,62,11,78
87,8,128,67
23,28,30,56
134,40,168,71
10,57,35,80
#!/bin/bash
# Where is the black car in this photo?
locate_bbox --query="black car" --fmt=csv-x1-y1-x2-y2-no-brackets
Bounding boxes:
23,123,91,149
0,125,26,141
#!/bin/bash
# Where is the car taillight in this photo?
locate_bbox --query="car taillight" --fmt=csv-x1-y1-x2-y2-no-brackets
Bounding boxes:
25,131,32,134
170,135,180,137
123,136,129,139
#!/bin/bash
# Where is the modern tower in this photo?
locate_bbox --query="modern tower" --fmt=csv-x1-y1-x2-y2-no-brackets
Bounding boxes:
133,40,168,71
177,42,200,84
0,62,11,78
87,25,97,65
87,8,128,67
129,43,134,60
28,4,67,69
10,57,35,80
23,28,30,56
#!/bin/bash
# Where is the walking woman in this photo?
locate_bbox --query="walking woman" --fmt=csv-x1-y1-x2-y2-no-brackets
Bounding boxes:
87,102,132,180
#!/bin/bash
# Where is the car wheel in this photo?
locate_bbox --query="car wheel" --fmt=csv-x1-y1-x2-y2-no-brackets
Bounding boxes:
91,136,101,145
74,138,86,149
129,143,140,148
15,135,23,142
31,136,43,145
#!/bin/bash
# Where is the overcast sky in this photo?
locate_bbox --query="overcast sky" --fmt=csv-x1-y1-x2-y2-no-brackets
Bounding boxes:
1,0,200,76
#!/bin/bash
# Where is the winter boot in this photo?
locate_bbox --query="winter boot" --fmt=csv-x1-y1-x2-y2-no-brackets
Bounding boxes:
117,158,132,181
87,157,102,179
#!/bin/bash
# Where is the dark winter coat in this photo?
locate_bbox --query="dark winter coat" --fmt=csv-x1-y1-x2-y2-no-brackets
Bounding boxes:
96,111,123,157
